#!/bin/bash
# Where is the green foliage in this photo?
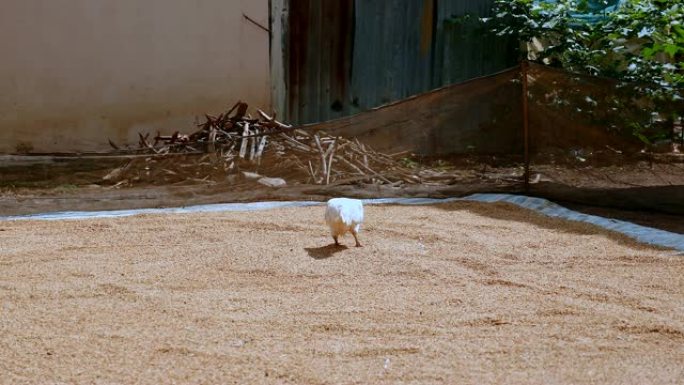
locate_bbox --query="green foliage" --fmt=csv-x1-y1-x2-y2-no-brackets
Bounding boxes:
486,0,682,86
482,0,683,144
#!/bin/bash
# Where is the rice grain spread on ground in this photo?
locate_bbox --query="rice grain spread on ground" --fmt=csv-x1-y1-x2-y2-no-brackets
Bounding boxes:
0,202,682,384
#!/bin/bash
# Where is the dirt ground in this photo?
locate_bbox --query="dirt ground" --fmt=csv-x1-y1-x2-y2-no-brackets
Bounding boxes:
0,202,683,385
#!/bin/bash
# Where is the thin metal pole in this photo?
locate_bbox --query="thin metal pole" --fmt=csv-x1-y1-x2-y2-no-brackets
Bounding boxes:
521,60,530,193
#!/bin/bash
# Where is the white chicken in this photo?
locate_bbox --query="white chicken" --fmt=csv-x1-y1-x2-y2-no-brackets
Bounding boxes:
324,198,364,247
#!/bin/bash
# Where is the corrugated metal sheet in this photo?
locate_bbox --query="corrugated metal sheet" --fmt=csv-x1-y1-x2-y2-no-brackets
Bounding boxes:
284,0,354,124
350,0,434,112
433,0,515,85
277,0,516,124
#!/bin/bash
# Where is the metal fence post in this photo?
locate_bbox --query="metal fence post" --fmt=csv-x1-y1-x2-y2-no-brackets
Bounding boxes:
521,60,530,193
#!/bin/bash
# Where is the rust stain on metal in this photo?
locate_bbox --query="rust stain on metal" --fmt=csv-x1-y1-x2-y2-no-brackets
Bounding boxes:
420,0,435,56
285,0,354,124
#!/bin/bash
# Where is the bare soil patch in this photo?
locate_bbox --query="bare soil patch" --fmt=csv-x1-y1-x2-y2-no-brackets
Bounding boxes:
1,202,682,384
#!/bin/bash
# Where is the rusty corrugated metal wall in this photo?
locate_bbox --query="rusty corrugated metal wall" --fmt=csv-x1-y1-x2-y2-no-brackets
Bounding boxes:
275,0,516,125
283,0,355,125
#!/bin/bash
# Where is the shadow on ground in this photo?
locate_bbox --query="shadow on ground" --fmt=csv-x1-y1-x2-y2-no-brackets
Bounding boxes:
432,200,675,251
305,244,348,259
562,203,684,235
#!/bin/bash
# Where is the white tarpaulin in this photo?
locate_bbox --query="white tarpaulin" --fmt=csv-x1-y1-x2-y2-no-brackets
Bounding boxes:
1,194,682,252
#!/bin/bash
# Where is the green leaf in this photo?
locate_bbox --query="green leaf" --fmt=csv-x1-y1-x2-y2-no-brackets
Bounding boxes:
633,130,651,145
663,43,679,57
641,46,656,59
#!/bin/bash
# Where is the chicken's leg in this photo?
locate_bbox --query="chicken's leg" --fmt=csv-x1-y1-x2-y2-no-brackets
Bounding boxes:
351,231,362,247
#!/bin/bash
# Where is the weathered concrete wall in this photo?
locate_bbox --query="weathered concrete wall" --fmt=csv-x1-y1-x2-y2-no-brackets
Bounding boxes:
0,0,270,153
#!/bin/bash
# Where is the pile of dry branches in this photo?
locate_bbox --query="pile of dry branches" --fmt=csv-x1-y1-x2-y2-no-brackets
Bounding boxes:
109,101,293,156
103,102,484,187
260,129,421,185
